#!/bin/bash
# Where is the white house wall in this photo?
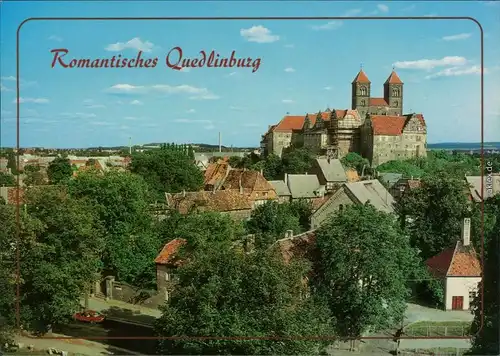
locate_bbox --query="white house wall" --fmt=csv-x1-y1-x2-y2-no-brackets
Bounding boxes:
445,276,481,310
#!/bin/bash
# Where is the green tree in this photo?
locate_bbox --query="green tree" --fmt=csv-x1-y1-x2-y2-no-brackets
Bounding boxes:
261,154,283,180
47,157,73,184
282,147,315,174
395,172,478,260
469,196,499,355
341,152,370,176
68,170,162,287
0,172,15,187
155,242,333,355
246,201,302,246
0,186,105,334
6,151,17,175
376,160,424,178
314,204,421,342
23,164,46,186
130,149,204,200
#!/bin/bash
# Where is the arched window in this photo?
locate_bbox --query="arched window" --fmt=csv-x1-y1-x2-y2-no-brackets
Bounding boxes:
360,86,367,96
392,88,400,97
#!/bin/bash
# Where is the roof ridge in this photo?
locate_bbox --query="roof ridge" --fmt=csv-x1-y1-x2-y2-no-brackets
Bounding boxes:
445,241,460,277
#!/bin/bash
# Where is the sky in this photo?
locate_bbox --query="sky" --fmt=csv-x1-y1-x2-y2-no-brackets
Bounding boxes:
0,1,499,149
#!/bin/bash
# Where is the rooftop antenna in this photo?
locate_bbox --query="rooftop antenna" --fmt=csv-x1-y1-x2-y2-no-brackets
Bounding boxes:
360,63,363,70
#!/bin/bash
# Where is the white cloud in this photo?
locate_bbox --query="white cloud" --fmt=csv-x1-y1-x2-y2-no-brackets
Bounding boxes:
120,125,130,130
174,119,212,124
284,44,295,48
106,83,219,100
60,112,97,119
442,33,471,41
284,67,296,73
106,84,145,94
130,99,143,105
483,1,499,5
48,35,62,42
229,106,245,111
151,84,219,100
83,99,105,109
1,76,37,88
227,72,237,76
240,26,280,43
204,124,215,130
393,56,468,70
312,21,343,31
179,67,191,73
282,99,294,104
124,116,141,120
1,83,11,92
186,109,196,113
324,86,333,90
242,123,261,127
14,97,49,104
377,4,389,12
425,65,485,79
105,37,155,52
343,8,362,16
424,13,437,17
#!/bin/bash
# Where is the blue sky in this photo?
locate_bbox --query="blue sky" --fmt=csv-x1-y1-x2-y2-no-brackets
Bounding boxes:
1,1,499,148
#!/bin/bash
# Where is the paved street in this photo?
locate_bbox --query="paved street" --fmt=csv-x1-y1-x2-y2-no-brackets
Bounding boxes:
405,303,474,324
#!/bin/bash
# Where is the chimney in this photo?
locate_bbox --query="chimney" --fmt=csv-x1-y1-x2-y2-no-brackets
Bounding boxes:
462,218,471,246
284,173,288,186
285,230,294,238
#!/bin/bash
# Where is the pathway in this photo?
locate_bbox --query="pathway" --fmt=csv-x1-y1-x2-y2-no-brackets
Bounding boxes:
405,303,474,324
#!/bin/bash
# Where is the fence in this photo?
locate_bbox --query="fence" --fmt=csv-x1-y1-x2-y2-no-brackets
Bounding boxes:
404,325,469,337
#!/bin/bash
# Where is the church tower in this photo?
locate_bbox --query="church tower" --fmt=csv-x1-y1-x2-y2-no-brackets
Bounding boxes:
351,69,371,119
383,70,404,116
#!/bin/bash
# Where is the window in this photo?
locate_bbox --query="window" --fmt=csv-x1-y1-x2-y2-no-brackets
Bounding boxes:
394,101,399,107
339,204,344,212
360,99,366,106
360,86,367,96
469,290,476,309
392,88,400,97
165,273,170,281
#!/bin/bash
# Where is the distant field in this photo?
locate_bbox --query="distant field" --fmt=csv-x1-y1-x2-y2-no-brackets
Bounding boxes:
428,142,500,150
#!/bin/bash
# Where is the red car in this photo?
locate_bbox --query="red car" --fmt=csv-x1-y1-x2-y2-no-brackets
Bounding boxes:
74,310,105,323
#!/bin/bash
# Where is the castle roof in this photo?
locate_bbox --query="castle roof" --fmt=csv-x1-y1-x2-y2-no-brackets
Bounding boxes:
370,114,425,136
352,70,371,84
273,110,361,133
384,70,403,84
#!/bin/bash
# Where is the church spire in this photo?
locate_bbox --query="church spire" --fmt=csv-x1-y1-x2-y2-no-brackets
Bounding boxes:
352,69,371,84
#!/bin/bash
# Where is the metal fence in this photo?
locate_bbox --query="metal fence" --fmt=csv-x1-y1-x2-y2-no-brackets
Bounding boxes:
404,325,469,337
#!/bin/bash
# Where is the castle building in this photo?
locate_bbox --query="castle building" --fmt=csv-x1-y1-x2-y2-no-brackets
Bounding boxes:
260,69,427,167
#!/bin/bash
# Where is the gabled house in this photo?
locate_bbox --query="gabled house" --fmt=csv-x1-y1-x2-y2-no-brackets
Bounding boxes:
286,173,326,201
220,169,277,207
308,157,347,192
391,177,421,200
425,218,481,311
465,174,500,202
203,160,230,191
155,238,187,301
165,190,253,221
268,180,292,203
311,179,395,229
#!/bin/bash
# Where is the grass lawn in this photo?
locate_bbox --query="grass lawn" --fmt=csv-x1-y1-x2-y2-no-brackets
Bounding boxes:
404,321,472,337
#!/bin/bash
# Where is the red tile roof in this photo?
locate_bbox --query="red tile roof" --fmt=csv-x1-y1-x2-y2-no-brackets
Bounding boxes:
371,114,425,136
385,71,403,84
274,230,317,264
426,241,481,278
370,98,389,106
204,161,230,186
352,70,371,84
166,190,252,214
274,110,361,132
155,238,187,265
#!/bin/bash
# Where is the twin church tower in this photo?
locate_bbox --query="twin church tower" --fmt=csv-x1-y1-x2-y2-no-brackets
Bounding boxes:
351,68,404,119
